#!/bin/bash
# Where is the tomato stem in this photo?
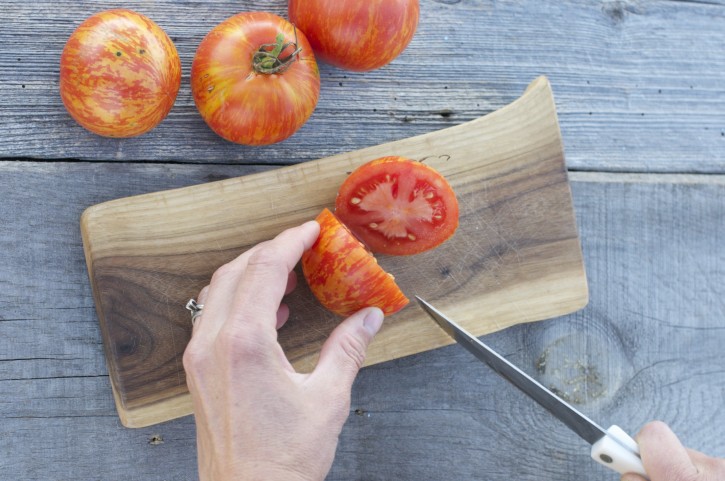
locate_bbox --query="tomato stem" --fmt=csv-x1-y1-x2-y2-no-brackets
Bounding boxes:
253,28,302,74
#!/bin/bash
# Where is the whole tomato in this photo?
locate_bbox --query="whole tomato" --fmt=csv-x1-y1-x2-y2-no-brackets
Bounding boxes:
302,209,409,316
59,9,181,137
191,12,320,146
288,0,419,71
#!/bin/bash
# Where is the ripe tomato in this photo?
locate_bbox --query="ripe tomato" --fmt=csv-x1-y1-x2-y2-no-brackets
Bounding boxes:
288,0,419,72
59,9,181,137
335,156,459,256
302,209,409,316
191,12,320,146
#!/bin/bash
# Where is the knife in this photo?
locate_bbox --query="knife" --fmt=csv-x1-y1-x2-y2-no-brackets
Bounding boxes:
415,296,648,479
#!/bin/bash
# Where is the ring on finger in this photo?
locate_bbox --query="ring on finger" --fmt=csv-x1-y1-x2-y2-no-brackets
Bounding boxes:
185,299,204,326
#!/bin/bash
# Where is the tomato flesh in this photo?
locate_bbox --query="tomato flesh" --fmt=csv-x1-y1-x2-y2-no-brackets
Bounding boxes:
302,209,409,316
335,156,459,256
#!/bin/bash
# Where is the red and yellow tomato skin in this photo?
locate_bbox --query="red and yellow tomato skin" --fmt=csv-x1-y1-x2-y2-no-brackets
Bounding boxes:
335,156,459,256
59,9,181,137
302,209,409,317
191,12,320,146
288,0,419,71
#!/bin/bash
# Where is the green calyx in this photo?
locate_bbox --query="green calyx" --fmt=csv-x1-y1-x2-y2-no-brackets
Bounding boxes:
253,31,302,74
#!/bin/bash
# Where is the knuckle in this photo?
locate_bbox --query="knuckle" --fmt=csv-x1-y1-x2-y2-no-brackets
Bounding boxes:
246,245,285,270
337,331,368,370
182,341,207,375
217,324,271,363
210,261,237,286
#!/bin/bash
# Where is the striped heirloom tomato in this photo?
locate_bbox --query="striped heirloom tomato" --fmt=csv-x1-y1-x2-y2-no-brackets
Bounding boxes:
288,0,419,71
191,12,320,146
302,209,409,317
59,9,181,137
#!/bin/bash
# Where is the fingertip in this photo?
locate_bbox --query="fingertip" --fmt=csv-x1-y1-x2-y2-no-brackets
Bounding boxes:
301,220,321,248
636,420,676,448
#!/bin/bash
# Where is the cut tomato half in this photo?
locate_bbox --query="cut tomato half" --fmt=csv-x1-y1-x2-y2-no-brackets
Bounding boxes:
335,156,459,256
301,209,409,316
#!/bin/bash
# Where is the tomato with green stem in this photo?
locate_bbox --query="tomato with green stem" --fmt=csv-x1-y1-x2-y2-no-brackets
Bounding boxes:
335,156,459,256
302,209,409,316
191,12,320,146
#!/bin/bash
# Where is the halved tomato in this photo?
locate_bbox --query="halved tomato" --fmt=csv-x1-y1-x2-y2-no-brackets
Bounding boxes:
335,156,459,256
301,208,409,316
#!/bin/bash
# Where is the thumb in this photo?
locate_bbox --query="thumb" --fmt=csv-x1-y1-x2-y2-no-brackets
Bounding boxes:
312,307,384,391
634,421,698,481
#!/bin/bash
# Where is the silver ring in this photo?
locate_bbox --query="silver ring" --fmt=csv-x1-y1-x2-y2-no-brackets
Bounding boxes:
185,299,204,326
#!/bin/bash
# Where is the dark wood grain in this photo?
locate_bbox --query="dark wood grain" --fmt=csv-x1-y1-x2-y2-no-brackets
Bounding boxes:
1,1,724,172
2,161,723,479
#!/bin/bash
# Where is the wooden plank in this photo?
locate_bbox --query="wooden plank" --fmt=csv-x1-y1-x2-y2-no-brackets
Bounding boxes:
1,0,724,172
80,77,589,427
1,162,724,479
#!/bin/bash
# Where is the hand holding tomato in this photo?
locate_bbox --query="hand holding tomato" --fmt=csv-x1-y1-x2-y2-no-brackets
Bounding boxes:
184,221,384,481
59,9,181,137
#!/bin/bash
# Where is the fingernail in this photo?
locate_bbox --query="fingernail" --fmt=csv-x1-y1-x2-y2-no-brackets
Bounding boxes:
363,307,384,336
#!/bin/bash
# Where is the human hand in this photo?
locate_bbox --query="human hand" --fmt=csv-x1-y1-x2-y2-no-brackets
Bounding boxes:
621,421,725,481
183,221,385,481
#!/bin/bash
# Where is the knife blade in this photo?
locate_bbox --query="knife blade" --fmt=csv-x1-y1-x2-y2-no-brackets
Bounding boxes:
415,296,648,479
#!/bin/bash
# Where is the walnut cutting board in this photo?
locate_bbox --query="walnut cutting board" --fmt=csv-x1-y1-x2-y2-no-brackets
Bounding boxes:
81,76,588,428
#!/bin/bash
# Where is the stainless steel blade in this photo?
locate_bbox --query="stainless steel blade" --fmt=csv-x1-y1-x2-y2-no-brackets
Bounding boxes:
416,296,608,445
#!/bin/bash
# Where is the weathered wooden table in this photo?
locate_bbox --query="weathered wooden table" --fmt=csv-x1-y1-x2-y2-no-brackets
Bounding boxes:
2,1,724,480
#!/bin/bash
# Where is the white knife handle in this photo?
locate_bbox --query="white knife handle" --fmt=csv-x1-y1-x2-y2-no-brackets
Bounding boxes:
591,425,648,479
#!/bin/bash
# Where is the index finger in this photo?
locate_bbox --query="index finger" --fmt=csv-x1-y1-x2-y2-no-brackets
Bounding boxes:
229,220,320,329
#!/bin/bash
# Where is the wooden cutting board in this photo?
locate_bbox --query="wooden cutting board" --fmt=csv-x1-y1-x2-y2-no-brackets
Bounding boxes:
81,76,588,428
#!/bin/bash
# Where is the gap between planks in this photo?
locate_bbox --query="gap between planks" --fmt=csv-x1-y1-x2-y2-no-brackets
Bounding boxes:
569,171,725,185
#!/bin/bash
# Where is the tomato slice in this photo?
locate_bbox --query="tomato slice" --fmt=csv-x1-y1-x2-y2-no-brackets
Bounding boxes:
302,209,409,316
335,156,459,256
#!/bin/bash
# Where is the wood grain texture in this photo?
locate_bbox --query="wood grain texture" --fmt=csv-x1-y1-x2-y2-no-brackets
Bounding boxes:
0,0,724,172
1,162,723,480
1,0,724,479
81,77,589,427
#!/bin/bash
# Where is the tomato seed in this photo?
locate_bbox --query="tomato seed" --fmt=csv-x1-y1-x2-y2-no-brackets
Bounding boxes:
425,192,435,199
408,234,417,241
351,197,361,205
369,222,378,228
